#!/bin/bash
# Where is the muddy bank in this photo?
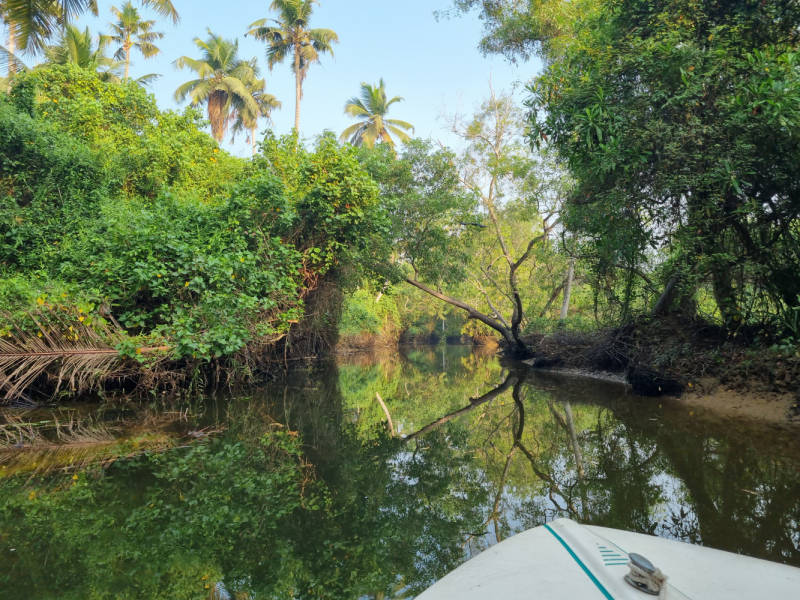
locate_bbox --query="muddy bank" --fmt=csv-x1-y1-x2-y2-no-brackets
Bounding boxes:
518,316,800,425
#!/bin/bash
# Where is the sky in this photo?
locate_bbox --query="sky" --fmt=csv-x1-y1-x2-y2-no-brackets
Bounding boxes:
9,0,543,156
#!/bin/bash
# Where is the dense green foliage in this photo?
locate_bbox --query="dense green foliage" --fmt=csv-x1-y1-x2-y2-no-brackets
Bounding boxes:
0,66,387,368
528,0,800,330
4,0,800,380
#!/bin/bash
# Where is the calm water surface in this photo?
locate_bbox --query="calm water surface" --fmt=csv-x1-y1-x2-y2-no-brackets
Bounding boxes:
2,346,799,599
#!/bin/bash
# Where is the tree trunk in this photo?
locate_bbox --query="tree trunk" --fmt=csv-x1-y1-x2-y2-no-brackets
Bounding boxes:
7,26,16,75
251,127,256,156
710,261,741,329
559,259,575,322
404,277,528,355
207,90,226,142
124,44,130,80
652,276,678,316
294,46,301,132
563,402,584,479
539,283,564,318
404,373,518,441
374,393,394,437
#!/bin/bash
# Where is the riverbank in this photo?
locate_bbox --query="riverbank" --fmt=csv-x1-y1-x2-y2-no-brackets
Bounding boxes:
519,315,800,426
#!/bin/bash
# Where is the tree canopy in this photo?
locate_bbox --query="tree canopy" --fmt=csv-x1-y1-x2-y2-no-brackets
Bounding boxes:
340,78,414,148
246,0,339,131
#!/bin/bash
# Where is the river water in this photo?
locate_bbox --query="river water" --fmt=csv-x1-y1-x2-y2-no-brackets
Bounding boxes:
2,346,799,599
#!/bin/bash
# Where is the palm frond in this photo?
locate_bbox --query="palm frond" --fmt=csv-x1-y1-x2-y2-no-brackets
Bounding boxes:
385,118,414,131
386,124,412,143
339,122,365,144
341,79,414,148
385,95,404,109
134,72,160,87
343,97,369,118
0,310,171,404
5,0,63,54
140,0,180,24
307,27,338,56
0,311,123,403
0,43,29,76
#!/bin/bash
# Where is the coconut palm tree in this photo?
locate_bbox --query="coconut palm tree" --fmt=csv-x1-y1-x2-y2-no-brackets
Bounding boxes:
246,0,338,132
230,72,282,156
3,0,177,55
340,79,414,148
102,1,163,80
44,24,124,83
1,0,59,62
173,30,261,143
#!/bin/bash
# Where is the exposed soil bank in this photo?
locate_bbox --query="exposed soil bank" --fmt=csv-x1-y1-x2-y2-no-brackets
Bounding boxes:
517,315,800,426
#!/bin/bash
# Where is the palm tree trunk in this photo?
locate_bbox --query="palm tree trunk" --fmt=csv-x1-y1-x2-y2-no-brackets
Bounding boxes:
124,44,130,80
294,45,301,132
208,90,226,142
251,126,256,156
7,26,16,75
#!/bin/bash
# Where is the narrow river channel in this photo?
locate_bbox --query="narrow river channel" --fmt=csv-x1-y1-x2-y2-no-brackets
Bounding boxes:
2,346,799,598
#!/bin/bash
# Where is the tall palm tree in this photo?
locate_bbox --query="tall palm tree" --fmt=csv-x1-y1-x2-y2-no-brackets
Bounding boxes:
102,1,163,80
3,0,177,55
173,30,261,143
230,70,281,156
1,0,59,63
246,0,338,132
340,79,414,148
44,24,124,82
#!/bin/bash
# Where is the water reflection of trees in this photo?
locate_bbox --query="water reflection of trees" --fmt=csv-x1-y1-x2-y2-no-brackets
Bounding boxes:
397,365,800,566
2,350,800,600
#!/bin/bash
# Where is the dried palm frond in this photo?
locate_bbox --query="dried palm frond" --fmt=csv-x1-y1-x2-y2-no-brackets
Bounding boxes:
0,310,136,404
0,434,179,477
0,407,186,475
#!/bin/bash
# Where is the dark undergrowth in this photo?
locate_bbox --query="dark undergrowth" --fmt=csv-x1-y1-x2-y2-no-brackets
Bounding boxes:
517,314,800,399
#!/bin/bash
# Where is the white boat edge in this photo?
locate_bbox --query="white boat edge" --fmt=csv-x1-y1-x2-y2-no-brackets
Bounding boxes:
417,518,800,600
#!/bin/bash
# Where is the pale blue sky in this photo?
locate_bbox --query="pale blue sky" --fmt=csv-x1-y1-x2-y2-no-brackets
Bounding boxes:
10,1,542,155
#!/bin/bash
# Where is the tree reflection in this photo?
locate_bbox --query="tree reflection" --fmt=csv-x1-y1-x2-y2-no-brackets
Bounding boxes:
2,349,800,599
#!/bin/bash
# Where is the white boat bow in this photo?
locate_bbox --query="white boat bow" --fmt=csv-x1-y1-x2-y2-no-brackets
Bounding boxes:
418,518,800,599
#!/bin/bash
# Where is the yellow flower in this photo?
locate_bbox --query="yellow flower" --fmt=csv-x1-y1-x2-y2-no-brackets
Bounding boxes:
157,274,162,278
79,316,85,322
36,297,45,305
136,348,143,355
240,257,245,262
29,491,37,500
185,282,190,287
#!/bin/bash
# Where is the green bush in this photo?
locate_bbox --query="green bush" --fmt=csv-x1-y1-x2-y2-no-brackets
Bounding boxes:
339,287,401,338
0,68,389,367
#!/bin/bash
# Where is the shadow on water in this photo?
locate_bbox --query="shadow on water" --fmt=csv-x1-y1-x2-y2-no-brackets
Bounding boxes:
1,346,799,599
